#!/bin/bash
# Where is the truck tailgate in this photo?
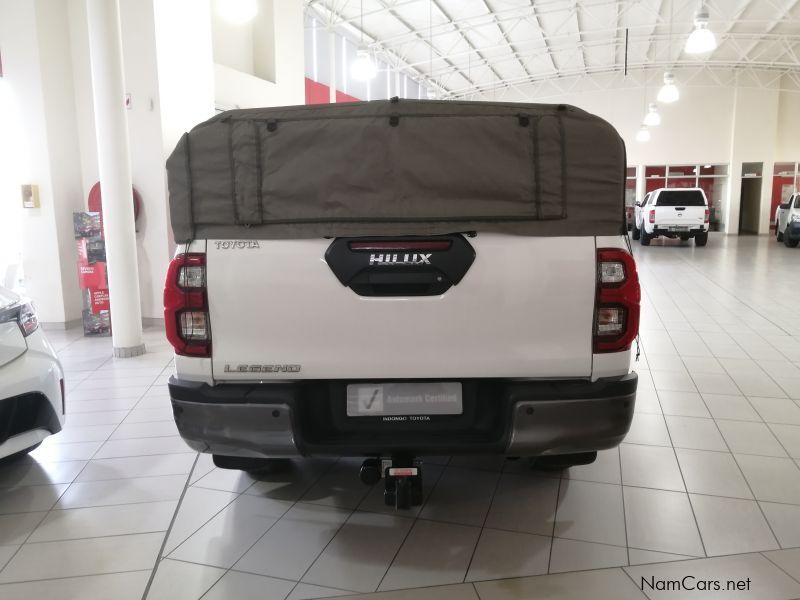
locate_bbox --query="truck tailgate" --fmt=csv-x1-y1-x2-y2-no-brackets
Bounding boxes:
655,205,705,227
207,233,596,381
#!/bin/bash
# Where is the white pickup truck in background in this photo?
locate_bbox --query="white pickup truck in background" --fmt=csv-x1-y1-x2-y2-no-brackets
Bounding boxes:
633,188,710,246
775,192,800,248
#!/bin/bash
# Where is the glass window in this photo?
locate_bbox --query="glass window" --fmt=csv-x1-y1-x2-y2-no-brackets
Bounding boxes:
742,162,763,177
645,165,666,178
667,177,697,189
668,165,697,177
699,164,728,177
655,190,707,207
795,195,800,209
774,163,796,177
626,167,637,179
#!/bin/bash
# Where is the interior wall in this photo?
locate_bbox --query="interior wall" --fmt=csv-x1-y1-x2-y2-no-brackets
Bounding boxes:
776,89,800,161
0,0,85,323
213,0,304,110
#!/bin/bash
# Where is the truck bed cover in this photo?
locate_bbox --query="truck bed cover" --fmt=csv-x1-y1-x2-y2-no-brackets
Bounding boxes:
166,99,626,242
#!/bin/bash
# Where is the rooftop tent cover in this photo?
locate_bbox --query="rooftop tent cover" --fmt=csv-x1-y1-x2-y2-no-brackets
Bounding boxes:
166,99,627,242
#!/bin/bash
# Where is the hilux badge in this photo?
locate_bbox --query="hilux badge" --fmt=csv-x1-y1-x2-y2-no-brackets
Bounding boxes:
369,253,431,265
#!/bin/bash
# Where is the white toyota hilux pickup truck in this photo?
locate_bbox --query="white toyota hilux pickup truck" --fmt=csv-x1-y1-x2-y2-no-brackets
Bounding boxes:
775,192,800,248
164,100,640,508
633,187,710,246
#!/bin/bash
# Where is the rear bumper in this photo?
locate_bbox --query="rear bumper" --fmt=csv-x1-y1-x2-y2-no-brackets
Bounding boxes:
652,226,706,236
168,373,637,458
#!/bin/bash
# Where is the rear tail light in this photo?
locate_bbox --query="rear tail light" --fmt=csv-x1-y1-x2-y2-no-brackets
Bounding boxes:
648,210,655,224
704,208,710,223
0,302,39,337
594,249,640,353
164,253,211,357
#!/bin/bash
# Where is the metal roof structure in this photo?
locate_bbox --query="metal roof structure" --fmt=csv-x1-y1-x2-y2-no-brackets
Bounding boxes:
305,0,800,98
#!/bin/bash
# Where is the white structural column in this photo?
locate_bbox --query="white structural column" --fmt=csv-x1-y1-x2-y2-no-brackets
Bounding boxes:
86,0,145,357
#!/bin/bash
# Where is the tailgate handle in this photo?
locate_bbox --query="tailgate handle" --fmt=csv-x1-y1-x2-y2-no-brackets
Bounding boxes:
675,207,686,211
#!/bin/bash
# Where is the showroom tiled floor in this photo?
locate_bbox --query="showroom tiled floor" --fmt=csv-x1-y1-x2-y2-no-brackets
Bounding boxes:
1,234,800,599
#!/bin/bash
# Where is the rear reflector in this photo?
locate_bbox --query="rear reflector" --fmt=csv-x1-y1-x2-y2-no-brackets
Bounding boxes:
594,249,640,353
349,240,451,251
164,253,211,357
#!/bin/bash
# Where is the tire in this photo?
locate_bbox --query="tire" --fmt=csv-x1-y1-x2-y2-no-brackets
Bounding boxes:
785,230,799,248
632,224,640,240
695,232,709,247
777,224,784,242
0,443,42,464
640,229,652,246
533,452,598,471
212,454,291,473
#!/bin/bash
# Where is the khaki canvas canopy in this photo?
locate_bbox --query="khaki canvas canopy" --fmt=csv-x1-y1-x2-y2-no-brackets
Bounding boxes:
166,99,626,242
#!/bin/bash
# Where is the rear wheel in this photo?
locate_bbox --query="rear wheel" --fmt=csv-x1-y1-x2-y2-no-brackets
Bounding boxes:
632,223,641,240
212,455,291,473
640,229,652,246
785,230,799,248
533,452,597,471
695,232,709,247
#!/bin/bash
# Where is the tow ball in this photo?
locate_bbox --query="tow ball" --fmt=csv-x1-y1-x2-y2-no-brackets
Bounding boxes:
359,456,423,510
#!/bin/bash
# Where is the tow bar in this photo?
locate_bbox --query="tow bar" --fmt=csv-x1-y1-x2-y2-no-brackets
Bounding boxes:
359,455,423,510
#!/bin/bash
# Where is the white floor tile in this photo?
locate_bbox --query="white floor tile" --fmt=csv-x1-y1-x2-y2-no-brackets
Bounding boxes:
147,558,225,600
554,480,626,547
675,448,753,499
28,501,177,542
548,537,628,574
563,447,621,485
203,570,297,600
302,510,414,592
621,444,685,492
625,553,800,600
665,416,728,451
465,528,551,581
735,454,800,504
484,473,559,536
169,494,291,568
234,503,351,580
690,494,778,555
419,467,500,527
0,532,163,583
0,484,68,515
474,568,647,600
623,486,704,557
378,519,481,591
0,570,150,600
55,474,188,509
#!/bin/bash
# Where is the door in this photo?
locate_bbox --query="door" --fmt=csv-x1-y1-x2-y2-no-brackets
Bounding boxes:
738,178,762,235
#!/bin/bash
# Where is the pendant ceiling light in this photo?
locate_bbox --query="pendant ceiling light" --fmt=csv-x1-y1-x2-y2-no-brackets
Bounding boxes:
643,103,661,127
685,5,717,54
215,0,258,25
351,0,377,81
657,71,679,103
636,125,651,143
